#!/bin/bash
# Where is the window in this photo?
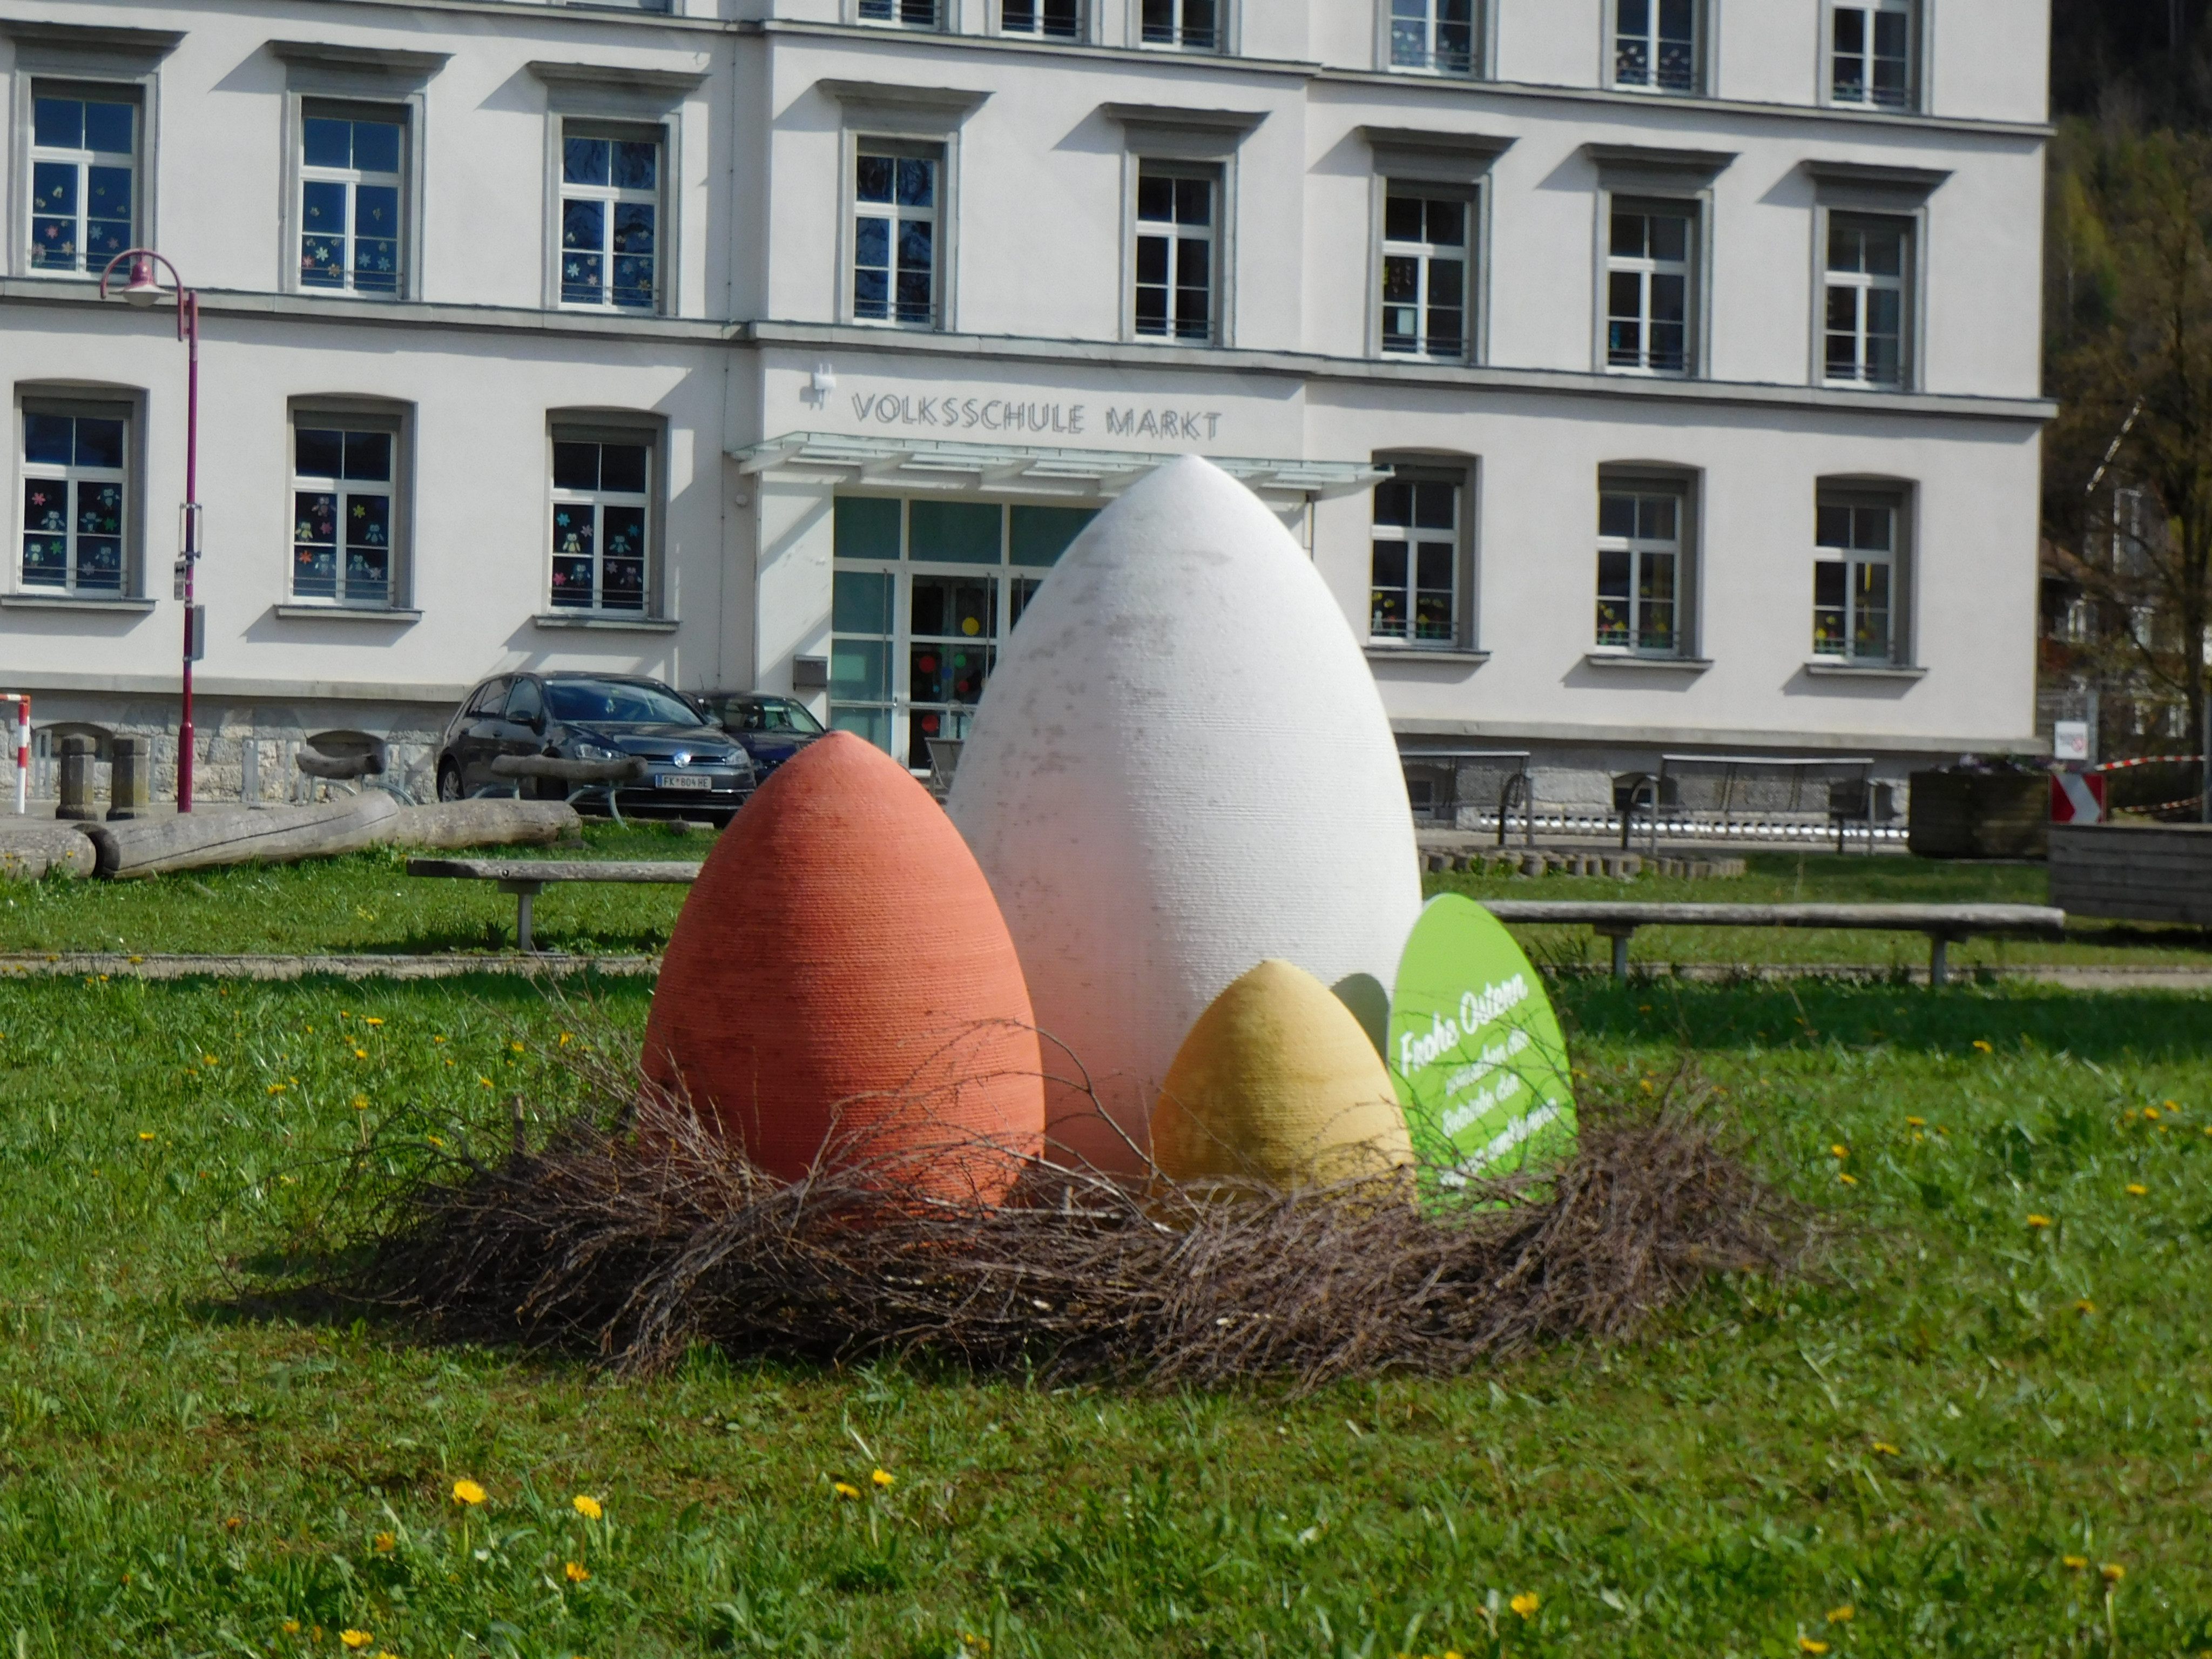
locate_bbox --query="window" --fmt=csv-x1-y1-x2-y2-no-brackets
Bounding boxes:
853,145,940,327
1381,187,1469,360
299,107,405,295
1002,0,1081,36
1814,496,1900,662
549,436,651,612
28,89,137,276
1370,477,1459,646
1390,0,1477,75
830,495,1095,766
560,126,660,312
19,408,126,595
291,422,395,606
1596,488,1683,654
1824,215,1908,387
1135,167,1217,343
1142,0,1219,50
1607,205,1693,375
1614,0,1698,94
1832,1,1913,109
859,0,939,24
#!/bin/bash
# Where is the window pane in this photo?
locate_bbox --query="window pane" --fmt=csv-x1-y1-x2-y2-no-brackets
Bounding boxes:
835,496,903,562
1415,542,1455,588
1610,212,1644,259
832,638,891,704
1854,507,1893,551
552,442,600,491
343,431,393,482
1598,494,1635,539
347,493,390,552
24,414,74,467
1638,497,1676,541
1650,214,1688,264
1009,504,1095,568
75,479,122,536
1137,173,1175,222
1385,194,1425,243
602,505,647,558
1413,483,1456,530
1371,543,1408,588
353,120,402,175
23,481,66,532
896,158,935,208
76,419,125,470
601,444,649,494
1427,199,1465,246
1374,481,1414,527
564,137,610,186
855,155,895,205
833,569,894,633
613,140,658,191
302,118,352,170
1175,177,1212,225
1816,504,1853,549
910,500,1002,564
33,98,84,149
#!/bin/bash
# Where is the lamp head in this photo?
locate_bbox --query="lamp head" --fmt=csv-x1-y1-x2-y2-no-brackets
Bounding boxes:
120,253,164,307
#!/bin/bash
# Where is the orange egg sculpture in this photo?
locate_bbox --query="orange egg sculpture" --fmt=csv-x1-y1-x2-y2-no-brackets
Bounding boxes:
642,732,1044,1204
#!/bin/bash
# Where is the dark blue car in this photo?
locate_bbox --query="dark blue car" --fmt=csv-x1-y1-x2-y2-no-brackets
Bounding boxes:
697,692,827,781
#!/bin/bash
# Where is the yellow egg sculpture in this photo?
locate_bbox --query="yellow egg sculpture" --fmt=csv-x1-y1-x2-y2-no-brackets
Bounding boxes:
1151,960,1415,1196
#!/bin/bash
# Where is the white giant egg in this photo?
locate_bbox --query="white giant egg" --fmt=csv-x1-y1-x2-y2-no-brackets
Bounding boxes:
947,456,1423,1176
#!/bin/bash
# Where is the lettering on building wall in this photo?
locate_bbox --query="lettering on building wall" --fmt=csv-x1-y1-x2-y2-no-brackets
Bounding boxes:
848,393,1224,444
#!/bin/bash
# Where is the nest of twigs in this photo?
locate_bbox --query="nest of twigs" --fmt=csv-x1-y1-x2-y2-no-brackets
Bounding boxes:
308,1062,1803,1394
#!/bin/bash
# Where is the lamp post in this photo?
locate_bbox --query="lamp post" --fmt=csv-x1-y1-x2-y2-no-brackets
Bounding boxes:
99,249,200,813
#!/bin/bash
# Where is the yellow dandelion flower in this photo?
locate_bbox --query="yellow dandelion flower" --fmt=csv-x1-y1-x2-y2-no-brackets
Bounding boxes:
2101,1563,2125,1583
2027,1215,2052,1229
2076,1299,2095,1315
433,1035,446,1043
340,1634,373,1651
352,1095,368,1111
363,1017,382,1026
1972,1040,1993,1054
478,1076,494,1088
564,1560,590,1582
573,1493,603,1519
833,1481,861,1500
872,1468,895,1488
1827,1605,1854,1623
559,1031,572,1046
1509,1591,1539,1619
451,1478,487,1506
1800,1641,1830,1656
353,1048,368,1060
138,1131,154,1141
373,1531,395,1553
282,1621,300,1634
1905,1116,1926,1128
2144,1107,2161,1122
1830,1144,1848,1158
511,1041,525,1054
2165,1098,2181,1109
2063,1555,2088,1570
1872,1441,1901,1456
2127,1184,2148,1197
267,1084,285,1095
1838,1172,1858,1186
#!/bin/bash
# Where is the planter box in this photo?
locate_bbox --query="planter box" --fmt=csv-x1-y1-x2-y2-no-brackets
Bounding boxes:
2050,823,2212,925
1907,771,2049,860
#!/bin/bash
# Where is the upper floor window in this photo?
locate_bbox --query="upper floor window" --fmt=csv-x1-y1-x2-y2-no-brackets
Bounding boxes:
20,407,127,596
1135,166,1218,343
852,144,941,328
859,0,940,24
291,419,396,608
1606,204,1694,376
561,125,661,312
1370,475,1460,647
550,434,652,613
300,106,405,296
1814,493,1902,662
1002,0,1081,37
1614,0,1698,95
1390,0,1477,76
29,89,137,276
1825,214,1909,387
1596,486,1684,655
1381,187,1470,361
1143,0,1219,50
1832,1,1914,110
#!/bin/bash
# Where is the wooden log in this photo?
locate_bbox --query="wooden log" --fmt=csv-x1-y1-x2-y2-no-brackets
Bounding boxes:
489,754,649,785
406,857,702,884
0,824,97,881
2050,824,2212,925
389,799,582,851
86,793,401,878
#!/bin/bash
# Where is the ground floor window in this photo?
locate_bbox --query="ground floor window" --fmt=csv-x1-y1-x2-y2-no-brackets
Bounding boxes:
831,493,1096,767
20,404,127,595
549,430,652,612
291,417,396,606
1370,474,1460,645
1596,484,1684,653
1814,493,1901,662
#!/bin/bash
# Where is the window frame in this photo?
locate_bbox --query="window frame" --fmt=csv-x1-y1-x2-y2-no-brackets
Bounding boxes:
1129,159,1225,347
1366,458,1479,652
845,137,947,331
23,80,144,280
1380,0,1485,78
1609,0,1706,97
286,96,416,301
1820,210,1913,390
1812,481,1914,666
544,417,665,619
1134,0,1229,53
285,400,410,611
853,0,944,28
1593,470,1699,660
14,393,140,601
1602,195,1701,379
1375,178,1479,364
1825,0,1922,114
996,0,1088,42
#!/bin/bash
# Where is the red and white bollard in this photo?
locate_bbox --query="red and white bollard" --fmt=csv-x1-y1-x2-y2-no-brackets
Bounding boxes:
2,694,26,814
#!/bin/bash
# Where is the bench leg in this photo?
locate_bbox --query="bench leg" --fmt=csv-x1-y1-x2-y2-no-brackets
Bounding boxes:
1928,933,1949,988
517,889,535,954
1597,926,1636,983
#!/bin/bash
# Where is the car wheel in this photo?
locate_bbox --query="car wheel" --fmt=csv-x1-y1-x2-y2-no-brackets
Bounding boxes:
437,761,463,802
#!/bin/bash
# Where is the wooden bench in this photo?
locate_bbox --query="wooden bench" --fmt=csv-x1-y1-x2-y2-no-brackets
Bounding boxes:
1480,901,2067,986
408,857,700,951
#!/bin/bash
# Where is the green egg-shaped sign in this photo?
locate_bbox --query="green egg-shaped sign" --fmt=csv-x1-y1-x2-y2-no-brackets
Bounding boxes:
1388,894,1577,1189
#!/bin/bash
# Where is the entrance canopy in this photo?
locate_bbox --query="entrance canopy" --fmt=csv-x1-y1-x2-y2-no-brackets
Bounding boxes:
731,431,1388,502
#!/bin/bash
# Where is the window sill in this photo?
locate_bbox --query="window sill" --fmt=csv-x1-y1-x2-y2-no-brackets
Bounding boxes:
1367,645,1490,665
1804,658,1926,679
1,592,154,613
1583,651,1712,672
273,604,421,623
532,611,678,633
1821,377,1913,394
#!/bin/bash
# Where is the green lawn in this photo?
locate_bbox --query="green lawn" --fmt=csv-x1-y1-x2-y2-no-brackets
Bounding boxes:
1,973,2208,1655
5,842,2209,970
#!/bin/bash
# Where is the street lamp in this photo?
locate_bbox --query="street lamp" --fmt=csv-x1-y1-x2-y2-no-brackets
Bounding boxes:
100,250,201,812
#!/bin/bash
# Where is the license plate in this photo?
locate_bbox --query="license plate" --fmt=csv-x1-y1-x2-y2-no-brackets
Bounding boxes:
655,772,713,791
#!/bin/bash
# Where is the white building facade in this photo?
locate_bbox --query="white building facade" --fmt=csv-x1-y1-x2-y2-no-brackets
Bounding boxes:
1,0,2053,812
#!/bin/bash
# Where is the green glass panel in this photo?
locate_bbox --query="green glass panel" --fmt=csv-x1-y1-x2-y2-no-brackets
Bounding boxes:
831,706,892,752
1009,504,1097,569
834,495,901,561
909,499,1003,564
830,638,889,702
832,570,893,635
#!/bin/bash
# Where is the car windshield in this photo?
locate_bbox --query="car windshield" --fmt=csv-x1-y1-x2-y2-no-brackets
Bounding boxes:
544,679,701,726
731,698,826,735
